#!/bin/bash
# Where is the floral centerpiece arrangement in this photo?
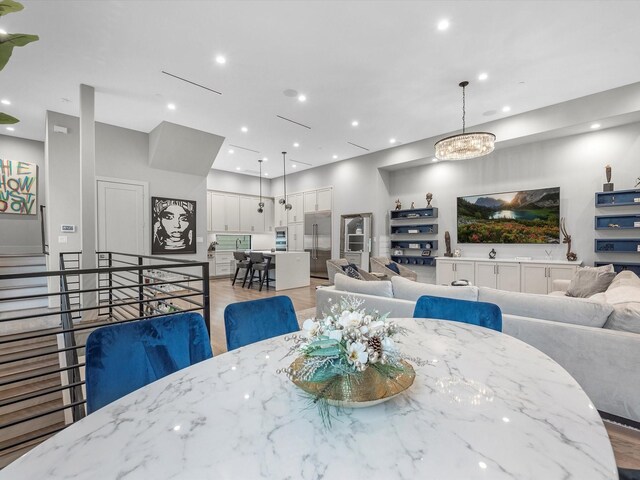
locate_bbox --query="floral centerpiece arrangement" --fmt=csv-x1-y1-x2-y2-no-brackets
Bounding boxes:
282,297,415,424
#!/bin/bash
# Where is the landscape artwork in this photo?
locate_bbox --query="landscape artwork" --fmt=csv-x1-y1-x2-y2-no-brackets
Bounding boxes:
0,159,38,215
151,196,196,254
457,187,560,244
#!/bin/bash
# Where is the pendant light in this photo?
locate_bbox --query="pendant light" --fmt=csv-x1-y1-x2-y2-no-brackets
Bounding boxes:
279,151,292,210
434,81,495,161
257,158,265,213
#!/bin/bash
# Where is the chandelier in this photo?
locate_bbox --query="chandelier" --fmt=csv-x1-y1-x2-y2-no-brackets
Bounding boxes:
434,81,495,161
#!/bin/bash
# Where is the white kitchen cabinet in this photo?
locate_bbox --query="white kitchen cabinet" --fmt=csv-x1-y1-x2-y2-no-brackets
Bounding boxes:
213,251,234,277
475,262,521,292
239,196,264,233
263,198,274,233
288,193,304,223
521,263,579,294
225,195,240,232
206,192,213,231
436,259,475,285
210,193,227,232
274,196,287,227
304,188,333,213
289,223,304,251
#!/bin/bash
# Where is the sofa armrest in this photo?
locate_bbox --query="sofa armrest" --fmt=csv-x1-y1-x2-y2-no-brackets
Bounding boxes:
503,314,640,422
551,279,570,293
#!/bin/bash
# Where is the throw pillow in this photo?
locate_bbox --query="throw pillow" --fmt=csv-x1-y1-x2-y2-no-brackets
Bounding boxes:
566,264,616,298
341,263,361,279
386,262,400,274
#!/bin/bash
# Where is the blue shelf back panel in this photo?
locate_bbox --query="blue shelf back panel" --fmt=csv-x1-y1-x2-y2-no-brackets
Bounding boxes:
595,214,640,230
391,224,438,234
595,239,640,253
595,189,640,207
595,262,640,276
391,240,439,250
391,255,436,266
390,207,438,220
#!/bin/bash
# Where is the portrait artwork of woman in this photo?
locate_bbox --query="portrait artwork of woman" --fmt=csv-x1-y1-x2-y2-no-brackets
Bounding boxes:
151,197,196,254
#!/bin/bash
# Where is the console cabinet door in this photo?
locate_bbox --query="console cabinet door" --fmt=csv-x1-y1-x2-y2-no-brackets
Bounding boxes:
521,264,549,294
475,262,497,289
454,261,475,284
548,265,577,291
496,263,521,292
436,260,455,285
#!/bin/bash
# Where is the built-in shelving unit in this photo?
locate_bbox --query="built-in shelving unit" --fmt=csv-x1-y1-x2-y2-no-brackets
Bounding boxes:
594,189,640,272
389,207,438,266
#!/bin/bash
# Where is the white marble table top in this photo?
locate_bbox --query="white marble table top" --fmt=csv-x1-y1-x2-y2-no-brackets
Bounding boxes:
1,319,617,479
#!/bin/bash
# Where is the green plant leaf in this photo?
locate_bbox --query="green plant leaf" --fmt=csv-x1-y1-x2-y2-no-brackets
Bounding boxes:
0,33,39,71
0,112,19,124
0,0,23,16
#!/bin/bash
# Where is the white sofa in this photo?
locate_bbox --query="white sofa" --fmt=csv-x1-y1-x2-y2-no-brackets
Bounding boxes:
316,272,640,423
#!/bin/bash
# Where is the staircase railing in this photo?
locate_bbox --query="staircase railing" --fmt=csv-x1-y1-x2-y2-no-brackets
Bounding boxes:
0,252,210,465
39,205,48,256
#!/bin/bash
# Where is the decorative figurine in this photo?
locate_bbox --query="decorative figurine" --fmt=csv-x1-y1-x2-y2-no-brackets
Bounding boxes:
444,231,453,257
453,248,462,258
426,192,433,207
410,201,415,209
489,248,496,259
603,164,614,192
395,199,402,210
560,217,577,261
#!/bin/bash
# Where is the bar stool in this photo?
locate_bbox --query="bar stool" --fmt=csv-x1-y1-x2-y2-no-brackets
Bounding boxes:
247,252,275,292
232,251,251,287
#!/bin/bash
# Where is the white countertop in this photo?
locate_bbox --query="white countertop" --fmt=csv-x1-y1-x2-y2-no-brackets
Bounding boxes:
435,256,582,265
1,319,615,479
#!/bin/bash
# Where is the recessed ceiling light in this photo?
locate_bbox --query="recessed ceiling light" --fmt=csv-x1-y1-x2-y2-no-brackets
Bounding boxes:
298,94,306,102
293,142,299,148
167,103,176,110
262,157,268,162
241,126,248,133
351,120,359,127
478,72,488,81
292,164,297,168
6,127,15,131
591,123,601,129
332,155,338,159
264,172,269,176
228,149,234,154
215,55,226,64
236,167,241,171
389,138,396,144
1,99,10,105
502,106,511,112
432,158,438,162
437,19,450,31
478,462,487,470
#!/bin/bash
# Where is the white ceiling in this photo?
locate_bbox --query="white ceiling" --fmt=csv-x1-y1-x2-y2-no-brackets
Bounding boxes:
2,1,640,177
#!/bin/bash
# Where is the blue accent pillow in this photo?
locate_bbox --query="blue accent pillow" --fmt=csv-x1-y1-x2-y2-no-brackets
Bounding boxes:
386,262,400,274
341,263,361,279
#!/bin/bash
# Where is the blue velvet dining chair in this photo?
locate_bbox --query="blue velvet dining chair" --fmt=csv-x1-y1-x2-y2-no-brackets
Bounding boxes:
224,296,299,351
413,295,503,332
85,312,213,414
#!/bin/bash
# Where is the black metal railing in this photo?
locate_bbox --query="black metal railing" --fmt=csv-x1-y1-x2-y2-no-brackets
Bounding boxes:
0,251,210,463
39,205,48,256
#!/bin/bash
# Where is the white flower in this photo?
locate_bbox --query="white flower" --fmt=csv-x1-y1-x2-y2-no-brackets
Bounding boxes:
328,329,343,342
368,320,385,334
347,342,368,365
381,337,397,354
302,319,321,339
339,310,364,329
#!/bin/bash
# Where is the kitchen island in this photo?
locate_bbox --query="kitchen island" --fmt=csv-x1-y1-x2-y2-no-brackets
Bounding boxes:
261,251,310,291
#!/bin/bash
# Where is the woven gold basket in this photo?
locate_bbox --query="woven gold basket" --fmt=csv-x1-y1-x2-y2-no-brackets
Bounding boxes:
290,357,416,408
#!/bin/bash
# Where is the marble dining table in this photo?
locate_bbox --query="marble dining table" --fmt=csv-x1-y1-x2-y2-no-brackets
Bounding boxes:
1,319,617,479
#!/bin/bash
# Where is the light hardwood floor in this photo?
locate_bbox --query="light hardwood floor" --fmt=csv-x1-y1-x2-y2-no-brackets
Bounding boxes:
208,277,640,471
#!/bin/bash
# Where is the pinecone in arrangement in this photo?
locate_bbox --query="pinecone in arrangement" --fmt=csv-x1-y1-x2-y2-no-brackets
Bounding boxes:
369,336,383,357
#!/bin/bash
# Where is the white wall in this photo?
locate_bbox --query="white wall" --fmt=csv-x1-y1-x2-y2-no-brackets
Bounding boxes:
0,134,46,253
207,168,272,197
389,122,640,273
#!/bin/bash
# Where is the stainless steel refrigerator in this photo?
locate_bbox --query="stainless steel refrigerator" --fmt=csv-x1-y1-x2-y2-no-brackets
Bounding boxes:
304,211,331,279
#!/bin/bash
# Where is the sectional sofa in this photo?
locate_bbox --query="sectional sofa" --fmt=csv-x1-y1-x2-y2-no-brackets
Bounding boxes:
315,271,640,423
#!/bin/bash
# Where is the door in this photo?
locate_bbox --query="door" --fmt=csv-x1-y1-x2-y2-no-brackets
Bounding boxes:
455,261,475,284
548,265,576,291
496,263,521,292
289,193,303,223
225,195,240,231
97,180,146,254
274,196,286,227
211,193,226,231
316,188,332,211
239,196,253,232
475,262,497,289
263,198,274,232
436,261,455,285
303,191,316,213
521,264,548,294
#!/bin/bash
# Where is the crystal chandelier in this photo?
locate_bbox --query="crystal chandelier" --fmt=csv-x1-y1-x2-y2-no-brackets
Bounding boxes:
434,81,495,161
